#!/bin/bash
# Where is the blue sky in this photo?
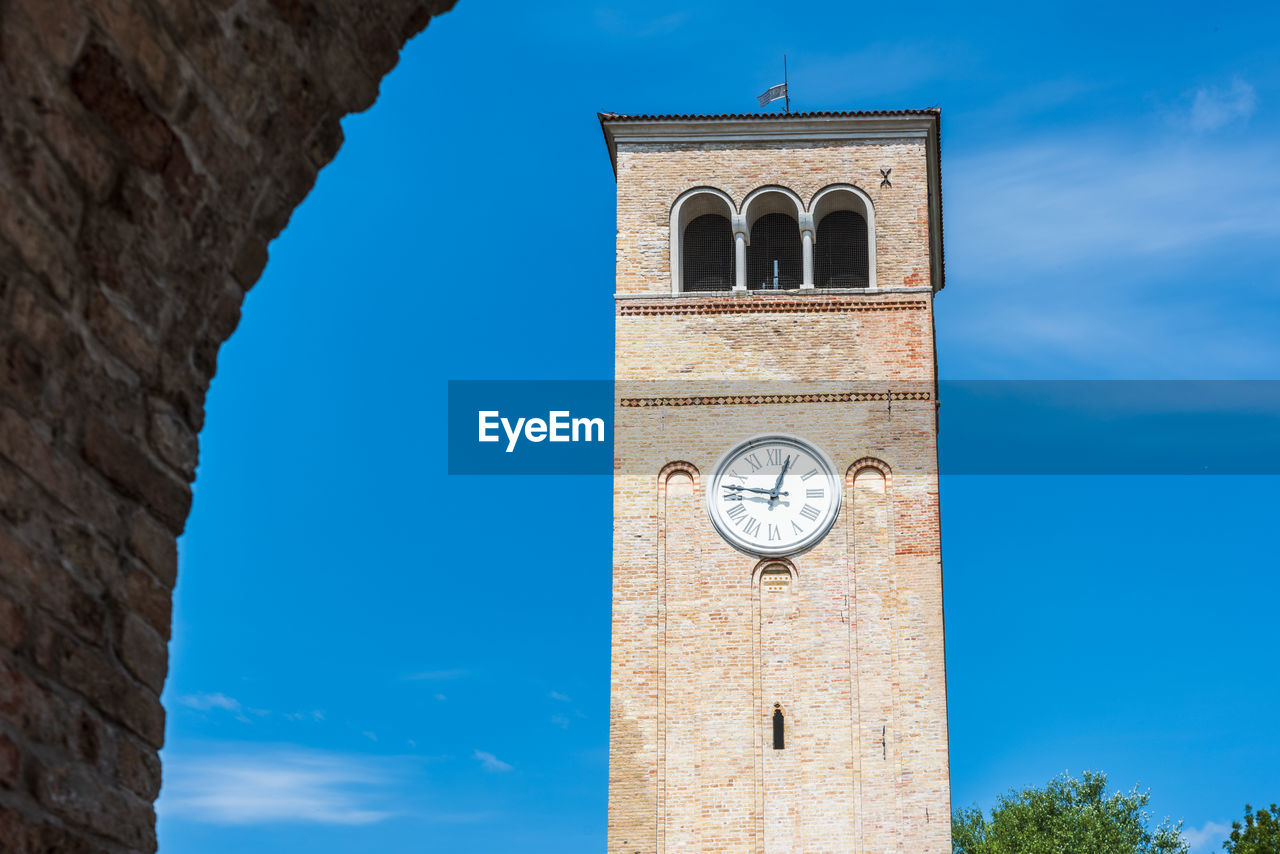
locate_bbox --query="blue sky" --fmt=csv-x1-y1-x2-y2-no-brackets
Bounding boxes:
157,1,1280,851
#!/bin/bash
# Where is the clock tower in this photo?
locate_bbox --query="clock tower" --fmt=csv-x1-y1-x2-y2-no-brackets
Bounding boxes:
601,110,949,854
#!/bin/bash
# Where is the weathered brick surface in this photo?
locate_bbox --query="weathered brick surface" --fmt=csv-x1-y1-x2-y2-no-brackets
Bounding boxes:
615,140,933,296
0,0,456,848
608,117,951,853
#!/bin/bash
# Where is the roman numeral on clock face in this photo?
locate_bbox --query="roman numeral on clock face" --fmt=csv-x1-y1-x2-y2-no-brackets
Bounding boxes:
710,437,838,555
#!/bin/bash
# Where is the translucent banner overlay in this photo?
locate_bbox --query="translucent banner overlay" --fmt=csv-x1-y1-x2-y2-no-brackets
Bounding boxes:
447,380,1280,475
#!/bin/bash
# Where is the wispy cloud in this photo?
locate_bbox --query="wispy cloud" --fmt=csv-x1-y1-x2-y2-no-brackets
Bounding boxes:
282,709,326,722
1185,78,1257,132
1183,820,1231,853
403,669,467,682
177,693,252,722
550,714,571,730
944,128,1280,376
548,690,571,702
594,8,688,37
178,693,243,713
161,748,399,825
473,750,512,773
950,134,1280,271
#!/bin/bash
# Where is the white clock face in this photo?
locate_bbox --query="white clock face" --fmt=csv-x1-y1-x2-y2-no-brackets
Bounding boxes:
707,434,842,557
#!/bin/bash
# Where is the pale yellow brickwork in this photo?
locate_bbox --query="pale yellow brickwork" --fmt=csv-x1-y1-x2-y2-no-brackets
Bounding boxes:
604,112,950,854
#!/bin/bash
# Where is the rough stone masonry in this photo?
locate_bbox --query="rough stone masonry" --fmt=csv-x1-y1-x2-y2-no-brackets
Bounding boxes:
0,1,455,850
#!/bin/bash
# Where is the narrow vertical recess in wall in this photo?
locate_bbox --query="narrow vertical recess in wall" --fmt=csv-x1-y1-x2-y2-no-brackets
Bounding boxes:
656,462,698,854
847,460,900,854
753,559,799,853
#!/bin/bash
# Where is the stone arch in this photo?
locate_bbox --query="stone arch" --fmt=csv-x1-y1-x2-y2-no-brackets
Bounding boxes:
658,460,701,496
0,1,457,850
741,186,805,290
846,457,893,491
751,555,799,587
810,184,877,289
741,185,805,233
669,187,736,294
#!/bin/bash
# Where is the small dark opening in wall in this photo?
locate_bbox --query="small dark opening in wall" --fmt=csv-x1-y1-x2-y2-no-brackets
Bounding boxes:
772,705,785,750
814,209,869,288
683,213,735,291
747,213,802,289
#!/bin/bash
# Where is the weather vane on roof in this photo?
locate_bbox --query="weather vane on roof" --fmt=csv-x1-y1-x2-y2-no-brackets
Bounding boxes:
757,55,790,113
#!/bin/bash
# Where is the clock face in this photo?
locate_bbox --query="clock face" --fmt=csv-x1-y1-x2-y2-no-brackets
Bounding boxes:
706,434,842,557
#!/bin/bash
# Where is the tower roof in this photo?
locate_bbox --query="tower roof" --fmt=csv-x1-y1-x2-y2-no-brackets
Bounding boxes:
598,108,938,122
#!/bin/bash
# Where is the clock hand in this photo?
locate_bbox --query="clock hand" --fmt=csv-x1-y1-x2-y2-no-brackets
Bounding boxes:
771,455,792,497
724,484,788,496
726,493,790,505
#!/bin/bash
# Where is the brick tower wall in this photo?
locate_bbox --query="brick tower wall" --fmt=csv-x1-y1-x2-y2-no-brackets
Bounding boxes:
608,131,951,854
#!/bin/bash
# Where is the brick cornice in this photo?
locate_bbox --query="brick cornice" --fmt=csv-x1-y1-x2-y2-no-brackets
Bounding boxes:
616,295,929,317
619,391,932,407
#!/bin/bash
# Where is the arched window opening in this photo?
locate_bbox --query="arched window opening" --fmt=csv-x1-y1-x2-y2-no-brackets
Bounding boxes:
682,213,735,292
772,704,785,749
814,209,869,288
747,213,802,290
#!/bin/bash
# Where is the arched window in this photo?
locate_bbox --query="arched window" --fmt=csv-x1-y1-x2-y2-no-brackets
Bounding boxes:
810,185,876,289
772,704,785,749
682,213,735,292
747,213,802,290
814,209,869,288
671,188,736,293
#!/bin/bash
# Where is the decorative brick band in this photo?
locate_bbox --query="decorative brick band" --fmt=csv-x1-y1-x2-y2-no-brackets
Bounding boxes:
617,296,929,317
620,391,932,407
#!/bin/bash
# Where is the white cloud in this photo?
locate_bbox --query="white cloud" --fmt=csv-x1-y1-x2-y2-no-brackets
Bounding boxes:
949,133,1280,273
941,126,1280,376
550,714,570,730
1187,78,1257,132
1183,820,1232,853
177,693,251,722
178,693,242,713
473,750,512,773
161,748,398,825
548,690,572,702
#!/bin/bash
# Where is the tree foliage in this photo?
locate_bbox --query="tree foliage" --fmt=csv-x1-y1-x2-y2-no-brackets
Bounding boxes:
1224,804,1280,854
952,770,1188,854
